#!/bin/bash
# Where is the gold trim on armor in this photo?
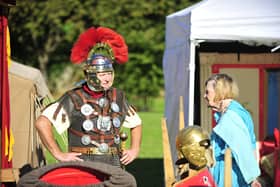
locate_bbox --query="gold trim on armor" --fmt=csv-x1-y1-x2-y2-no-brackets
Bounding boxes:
70,146,118,155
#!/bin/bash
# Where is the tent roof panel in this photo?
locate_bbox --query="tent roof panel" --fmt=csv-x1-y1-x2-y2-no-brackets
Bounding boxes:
9,61,52,99
190,0,280,46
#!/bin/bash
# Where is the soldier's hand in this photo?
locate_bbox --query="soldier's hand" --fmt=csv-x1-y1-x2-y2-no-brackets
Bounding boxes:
55,152,83,162
120,149,139,165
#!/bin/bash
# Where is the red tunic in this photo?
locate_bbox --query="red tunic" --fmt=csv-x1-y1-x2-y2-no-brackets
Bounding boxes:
174,168,217,187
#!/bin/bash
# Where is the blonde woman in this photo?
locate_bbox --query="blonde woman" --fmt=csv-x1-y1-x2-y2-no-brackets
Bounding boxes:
204,73,261,187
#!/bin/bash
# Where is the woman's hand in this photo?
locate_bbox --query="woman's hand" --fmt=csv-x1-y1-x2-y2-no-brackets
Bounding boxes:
251,179,262,187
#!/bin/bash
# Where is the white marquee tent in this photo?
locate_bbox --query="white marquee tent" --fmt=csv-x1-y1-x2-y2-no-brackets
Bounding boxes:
163,0,280,165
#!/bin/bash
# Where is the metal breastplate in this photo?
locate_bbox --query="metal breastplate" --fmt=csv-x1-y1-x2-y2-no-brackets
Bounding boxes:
60,88,126,152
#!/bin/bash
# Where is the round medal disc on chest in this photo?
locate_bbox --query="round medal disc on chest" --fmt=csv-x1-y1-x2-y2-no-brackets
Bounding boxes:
112,117,121,128
81,135,91,145
114,135,120,144
82,119,94,131
98,143,109,153
98,97,108,108
111,102,120,112
97,116,111,131
80,104,94,116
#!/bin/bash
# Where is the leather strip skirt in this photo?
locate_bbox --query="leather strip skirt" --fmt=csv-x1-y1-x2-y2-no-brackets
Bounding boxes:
17,161,136,187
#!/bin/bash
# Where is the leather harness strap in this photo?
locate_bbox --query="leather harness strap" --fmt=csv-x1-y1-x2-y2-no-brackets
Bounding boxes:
69,128,115,141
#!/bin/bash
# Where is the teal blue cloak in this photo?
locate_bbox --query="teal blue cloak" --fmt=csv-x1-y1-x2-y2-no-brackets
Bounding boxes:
210,100,260,187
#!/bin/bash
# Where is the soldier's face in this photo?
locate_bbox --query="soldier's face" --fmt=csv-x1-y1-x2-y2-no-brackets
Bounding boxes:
96,71,114,90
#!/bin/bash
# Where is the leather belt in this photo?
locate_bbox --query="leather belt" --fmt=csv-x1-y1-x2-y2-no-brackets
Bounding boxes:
70,146,119,155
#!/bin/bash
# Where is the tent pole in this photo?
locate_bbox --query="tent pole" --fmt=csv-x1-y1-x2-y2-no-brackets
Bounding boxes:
188,40,196,126
179,96,185,130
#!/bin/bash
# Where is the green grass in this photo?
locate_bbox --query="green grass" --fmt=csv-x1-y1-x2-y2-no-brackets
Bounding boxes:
124,97,165,186
121,96,164,158
125,111,164,158
126,110,165,187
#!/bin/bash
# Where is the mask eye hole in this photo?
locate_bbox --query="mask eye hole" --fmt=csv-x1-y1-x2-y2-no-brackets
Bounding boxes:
199,139,210,148
87,72,96,78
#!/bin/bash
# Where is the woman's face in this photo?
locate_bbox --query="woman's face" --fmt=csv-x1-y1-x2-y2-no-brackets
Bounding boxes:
204,80,219,110
96,71,114,90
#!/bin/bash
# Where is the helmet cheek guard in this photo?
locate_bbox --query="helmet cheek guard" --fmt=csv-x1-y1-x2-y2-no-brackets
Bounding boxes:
84,71,101,91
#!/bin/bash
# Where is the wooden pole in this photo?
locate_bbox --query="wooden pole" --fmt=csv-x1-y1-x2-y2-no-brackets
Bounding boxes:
224,148,232,187
179,96,185,130
162,117,175,187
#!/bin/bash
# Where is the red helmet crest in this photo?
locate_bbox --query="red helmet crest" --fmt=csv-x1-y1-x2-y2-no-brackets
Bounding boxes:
70,27,128,64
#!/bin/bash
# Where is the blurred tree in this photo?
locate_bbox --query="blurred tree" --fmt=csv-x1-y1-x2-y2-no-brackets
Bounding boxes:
8,0,199,110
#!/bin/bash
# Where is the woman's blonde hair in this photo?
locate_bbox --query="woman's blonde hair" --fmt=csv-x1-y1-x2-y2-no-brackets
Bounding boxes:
205,73,239,102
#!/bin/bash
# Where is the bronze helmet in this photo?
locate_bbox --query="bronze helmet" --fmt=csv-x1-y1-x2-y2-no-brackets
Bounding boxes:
176,125,213,169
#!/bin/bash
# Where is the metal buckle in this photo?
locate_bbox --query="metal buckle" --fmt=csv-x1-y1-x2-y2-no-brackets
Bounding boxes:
87,147,94,154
